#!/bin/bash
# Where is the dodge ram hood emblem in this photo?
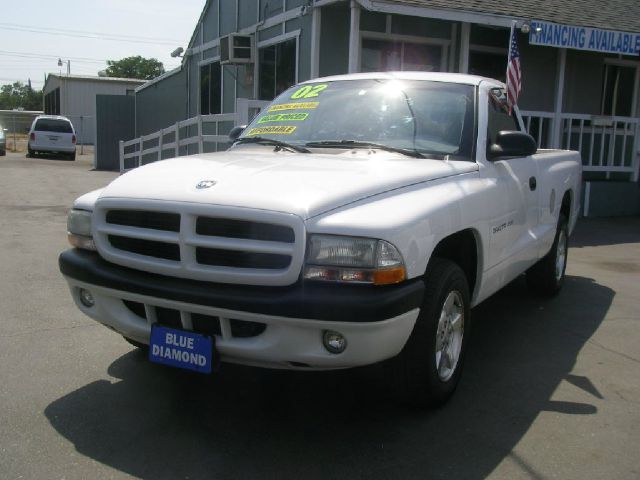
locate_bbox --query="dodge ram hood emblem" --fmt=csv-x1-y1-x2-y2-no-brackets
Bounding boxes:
196,180,217,189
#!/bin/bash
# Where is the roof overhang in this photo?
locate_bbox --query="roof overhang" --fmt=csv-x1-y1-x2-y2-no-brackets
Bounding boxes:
357,0,523,27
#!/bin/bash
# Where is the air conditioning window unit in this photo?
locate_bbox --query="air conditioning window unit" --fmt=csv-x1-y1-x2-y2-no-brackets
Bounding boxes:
220,34,254,64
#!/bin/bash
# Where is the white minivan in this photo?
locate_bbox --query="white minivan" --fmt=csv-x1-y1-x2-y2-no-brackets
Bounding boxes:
28,115,77,160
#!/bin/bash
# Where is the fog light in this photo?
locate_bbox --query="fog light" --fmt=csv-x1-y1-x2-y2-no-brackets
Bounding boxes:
323,330,347,354
78,288,95,308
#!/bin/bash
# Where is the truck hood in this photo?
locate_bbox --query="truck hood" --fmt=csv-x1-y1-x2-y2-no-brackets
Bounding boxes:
100,148,478,219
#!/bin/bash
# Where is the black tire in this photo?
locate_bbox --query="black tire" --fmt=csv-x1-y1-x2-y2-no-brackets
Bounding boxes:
123,336,148,351
0,149,5,156
27,147,35,157
526,214,568,296
68,151,76,161
394,258,471,408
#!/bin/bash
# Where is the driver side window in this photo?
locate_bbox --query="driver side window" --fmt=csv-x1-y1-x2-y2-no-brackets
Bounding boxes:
487,88,520,146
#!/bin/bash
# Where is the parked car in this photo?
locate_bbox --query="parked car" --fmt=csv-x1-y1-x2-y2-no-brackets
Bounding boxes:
59,72,582,407
0,125,6,156
28,115,76,160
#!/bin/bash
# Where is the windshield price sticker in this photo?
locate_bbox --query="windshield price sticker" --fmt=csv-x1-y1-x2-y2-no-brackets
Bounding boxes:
269,102,319,112
258,113,309,123
291,84,328,99
247,125,297,136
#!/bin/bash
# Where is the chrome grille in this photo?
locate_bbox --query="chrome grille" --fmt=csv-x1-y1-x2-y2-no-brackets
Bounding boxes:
106,210,180,232
196,217,295,243
108,235,181,261
93,199,305,286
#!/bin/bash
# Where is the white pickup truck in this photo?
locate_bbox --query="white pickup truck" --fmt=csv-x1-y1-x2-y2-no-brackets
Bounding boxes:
59,72,581,406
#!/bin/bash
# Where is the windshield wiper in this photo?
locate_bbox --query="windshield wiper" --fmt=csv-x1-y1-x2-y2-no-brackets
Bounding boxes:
234,136,310,153
305,140,425,159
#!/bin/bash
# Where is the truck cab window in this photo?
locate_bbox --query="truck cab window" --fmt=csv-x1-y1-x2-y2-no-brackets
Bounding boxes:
487,88,520,146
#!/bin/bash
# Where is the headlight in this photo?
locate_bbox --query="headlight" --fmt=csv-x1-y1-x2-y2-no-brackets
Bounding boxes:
67,209,96,250
304,234,406,285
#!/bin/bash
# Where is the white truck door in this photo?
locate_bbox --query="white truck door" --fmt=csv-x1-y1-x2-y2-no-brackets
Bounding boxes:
484,90,540,272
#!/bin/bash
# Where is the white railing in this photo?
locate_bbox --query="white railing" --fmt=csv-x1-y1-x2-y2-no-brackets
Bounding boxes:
521,110,640,181
119,98,270,172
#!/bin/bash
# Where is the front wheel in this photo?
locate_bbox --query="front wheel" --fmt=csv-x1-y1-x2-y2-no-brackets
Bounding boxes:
526,214,568,296
394,258,471,408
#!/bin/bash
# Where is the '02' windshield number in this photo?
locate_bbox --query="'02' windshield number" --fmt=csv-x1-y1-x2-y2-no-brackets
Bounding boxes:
291,84,328,99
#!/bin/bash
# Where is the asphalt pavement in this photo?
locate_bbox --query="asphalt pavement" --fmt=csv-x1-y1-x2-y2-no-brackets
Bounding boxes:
1,150,639,479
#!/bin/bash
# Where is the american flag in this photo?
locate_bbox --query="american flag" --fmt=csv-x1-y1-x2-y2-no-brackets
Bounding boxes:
506,26,521,112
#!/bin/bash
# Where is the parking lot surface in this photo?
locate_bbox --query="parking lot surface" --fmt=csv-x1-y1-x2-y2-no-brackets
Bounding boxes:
1,150,639,479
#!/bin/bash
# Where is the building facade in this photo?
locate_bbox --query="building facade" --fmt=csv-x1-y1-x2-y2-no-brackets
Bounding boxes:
133,0,640,216
43,74,144,144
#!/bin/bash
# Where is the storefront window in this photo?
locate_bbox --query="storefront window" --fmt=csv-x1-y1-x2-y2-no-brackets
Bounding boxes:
200,62,221,115
601,64,636,117
259,39,296,101
469,51,507,83
361,39,442,72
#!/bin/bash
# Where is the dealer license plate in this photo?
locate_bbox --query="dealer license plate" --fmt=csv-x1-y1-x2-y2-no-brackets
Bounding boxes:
149,325,213,374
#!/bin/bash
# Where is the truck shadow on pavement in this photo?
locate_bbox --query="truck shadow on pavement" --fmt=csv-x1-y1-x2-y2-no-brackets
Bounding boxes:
45,274,612,480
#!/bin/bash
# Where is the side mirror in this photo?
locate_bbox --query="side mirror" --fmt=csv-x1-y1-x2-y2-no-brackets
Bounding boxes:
488,131,537,160
229,125,246,142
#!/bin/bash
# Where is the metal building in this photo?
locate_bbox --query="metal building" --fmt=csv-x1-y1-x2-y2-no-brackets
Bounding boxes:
43,74,144,145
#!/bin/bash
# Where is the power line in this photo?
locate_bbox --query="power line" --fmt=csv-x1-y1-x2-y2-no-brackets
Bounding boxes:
0,50,107,64
0,22,184,43
0,23,184,46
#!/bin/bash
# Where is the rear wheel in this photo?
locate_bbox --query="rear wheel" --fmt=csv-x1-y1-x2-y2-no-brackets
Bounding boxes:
27,147,35,157
394,258,471,408
68,151,76,161
0,149,5,156
526,214,568,296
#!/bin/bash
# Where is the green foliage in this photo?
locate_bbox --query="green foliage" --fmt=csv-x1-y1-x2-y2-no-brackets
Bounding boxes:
0,82,43,111
105,56,165,80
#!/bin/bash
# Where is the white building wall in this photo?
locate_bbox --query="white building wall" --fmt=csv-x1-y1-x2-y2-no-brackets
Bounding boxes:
44,77,142,144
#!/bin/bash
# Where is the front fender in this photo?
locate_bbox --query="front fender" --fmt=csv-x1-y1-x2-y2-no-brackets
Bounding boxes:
305,172,489,281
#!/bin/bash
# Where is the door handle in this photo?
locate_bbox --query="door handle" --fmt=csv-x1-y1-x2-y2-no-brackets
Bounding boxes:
529,176,537,191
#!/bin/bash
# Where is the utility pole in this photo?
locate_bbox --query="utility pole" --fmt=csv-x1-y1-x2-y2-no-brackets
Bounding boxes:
12,114,16,152
57,58,70,76
80,115,84,155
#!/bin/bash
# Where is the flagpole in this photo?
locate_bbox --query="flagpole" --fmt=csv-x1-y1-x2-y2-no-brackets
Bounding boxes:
506,20,517,113
504,20,516,90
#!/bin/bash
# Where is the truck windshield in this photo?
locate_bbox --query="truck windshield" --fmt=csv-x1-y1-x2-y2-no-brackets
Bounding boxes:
238,79,476,160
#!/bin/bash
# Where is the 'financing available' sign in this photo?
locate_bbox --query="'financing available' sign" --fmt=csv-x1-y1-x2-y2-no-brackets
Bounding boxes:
529,20,640,56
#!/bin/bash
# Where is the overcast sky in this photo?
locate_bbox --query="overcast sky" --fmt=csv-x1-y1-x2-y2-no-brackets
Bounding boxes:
0,0,205,89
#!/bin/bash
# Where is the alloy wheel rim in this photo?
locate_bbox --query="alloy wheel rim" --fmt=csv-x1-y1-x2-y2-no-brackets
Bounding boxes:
435,290,464,382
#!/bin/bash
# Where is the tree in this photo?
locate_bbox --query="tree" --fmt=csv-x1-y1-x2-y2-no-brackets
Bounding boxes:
105,56,165,80
0,81,42,111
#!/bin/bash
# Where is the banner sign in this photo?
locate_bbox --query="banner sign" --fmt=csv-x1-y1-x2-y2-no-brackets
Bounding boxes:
529,20,640,56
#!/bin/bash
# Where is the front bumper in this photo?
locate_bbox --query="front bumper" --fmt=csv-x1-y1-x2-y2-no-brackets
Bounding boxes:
60,249,424,369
